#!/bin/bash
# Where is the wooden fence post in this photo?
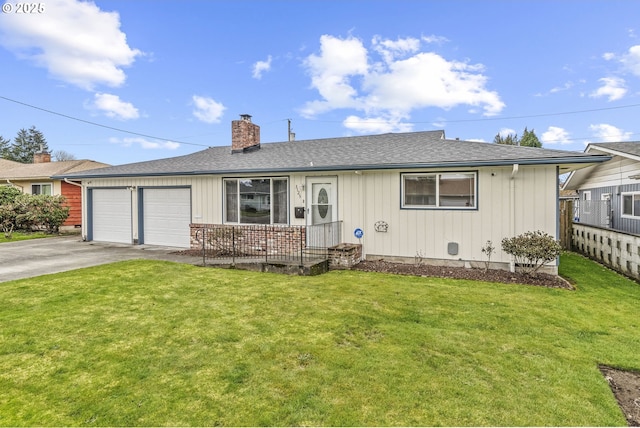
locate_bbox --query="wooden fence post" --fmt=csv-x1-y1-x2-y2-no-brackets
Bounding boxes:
559,199,573,250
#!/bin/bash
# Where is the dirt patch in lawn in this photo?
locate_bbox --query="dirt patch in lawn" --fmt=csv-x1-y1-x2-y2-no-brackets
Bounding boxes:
352,260,574,289
600,366,640,426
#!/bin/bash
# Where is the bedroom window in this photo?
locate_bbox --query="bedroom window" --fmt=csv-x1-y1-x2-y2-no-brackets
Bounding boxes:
224,177,288,224
402,172,476,209
622,192,640,218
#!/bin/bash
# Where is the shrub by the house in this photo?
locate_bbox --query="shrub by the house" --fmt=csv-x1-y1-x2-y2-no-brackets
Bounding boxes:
501,230,562,275
0,187,69,237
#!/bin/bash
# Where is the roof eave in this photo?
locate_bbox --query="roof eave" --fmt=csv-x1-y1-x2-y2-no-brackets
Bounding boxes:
587,144,640,162
54,155,611,180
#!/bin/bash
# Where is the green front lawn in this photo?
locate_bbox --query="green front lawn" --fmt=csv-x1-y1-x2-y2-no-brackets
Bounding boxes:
0,253,638,426
0,231,49,243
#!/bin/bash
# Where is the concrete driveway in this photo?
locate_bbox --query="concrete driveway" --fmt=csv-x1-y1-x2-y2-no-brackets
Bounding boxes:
0,236,203,283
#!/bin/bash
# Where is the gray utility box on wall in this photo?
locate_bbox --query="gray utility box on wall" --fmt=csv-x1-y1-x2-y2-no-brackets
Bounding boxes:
447,242,459,255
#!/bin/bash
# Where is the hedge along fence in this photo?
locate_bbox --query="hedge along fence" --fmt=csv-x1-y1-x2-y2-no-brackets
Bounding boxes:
572,222,640,282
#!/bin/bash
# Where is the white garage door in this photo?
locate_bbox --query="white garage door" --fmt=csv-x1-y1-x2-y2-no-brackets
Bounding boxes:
142,188,191,248
92,188,132,244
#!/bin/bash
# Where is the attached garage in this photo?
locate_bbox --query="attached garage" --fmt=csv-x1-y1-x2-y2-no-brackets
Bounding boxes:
140,187,191,248
90,188,132,244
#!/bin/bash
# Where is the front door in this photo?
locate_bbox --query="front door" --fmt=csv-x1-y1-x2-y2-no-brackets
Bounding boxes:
306,177,338,249
306,177,337,225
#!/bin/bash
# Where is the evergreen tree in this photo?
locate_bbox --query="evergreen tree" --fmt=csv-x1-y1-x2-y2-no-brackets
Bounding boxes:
520,127,542,147
493,127,543,147
0,135,10,159
493,132,519,145
9,126,49,163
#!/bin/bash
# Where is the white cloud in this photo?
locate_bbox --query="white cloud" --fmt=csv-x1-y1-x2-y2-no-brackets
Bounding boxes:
550,81,574,94
109,137,180,150
300,34,504,128
252,55,272,79
589,123,632,142
590,77,627,101
372,35,420,63
498,128,517,137
541,126,571,145
342,115,414,134
0,0,142,90
192,95,226,123
422,35,449,45
620,45,640,76
91,93,139,120
301,35,369,116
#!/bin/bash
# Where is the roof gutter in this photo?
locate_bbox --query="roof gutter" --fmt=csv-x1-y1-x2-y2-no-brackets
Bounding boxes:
55,155,613,180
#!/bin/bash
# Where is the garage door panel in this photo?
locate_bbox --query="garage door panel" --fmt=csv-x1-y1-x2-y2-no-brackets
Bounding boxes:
142,188,191,248
92,189,132,244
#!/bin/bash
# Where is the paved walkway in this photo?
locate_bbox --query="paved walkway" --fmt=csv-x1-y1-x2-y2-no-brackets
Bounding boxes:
0,236,203,283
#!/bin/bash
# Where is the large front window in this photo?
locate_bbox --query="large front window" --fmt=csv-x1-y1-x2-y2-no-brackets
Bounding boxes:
224,178,288,224
402,172,476,209
622,192,640,218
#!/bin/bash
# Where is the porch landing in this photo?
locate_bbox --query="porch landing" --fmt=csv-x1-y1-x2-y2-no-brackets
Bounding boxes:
201,256,330,276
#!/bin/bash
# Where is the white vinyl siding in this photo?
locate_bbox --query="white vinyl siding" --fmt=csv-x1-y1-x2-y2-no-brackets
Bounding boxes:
82,165,558,269
358,166,557,264
578,155,640,189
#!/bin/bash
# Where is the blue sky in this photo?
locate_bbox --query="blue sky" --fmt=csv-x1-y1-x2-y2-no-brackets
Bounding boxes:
1,0,640,166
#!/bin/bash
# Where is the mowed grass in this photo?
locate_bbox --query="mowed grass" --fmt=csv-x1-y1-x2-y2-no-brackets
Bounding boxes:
0,231,49,243
0,253,638,426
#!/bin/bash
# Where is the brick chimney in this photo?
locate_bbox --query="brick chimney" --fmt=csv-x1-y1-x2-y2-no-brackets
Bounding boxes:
231,114,260,153
33,148,51,164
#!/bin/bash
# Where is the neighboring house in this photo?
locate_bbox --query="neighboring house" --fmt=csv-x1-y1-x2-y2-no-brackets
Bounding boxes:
0,152,109,227
563,142,640,234
0,158,21,170
57,115,609,273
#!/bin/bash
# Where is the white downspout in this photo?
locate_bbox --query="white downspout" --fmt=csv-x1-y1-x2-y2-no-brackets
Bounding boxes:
6,179,24,191
64,178,85,240
63,178,82,187
510,164,519,272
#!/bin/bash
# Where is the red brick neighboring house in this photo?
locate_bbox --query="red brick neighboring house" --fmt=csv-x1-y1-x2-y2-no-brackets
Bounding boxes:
0,152,109,227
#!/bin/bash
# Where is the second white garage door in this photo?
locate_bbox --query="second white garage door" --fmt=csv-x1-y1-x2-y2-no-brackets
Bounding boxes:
142,188,191,248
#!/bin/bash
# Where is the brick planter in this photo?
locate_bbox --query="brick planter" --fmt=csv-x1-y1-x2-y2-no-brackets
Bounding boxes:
328,243,362,270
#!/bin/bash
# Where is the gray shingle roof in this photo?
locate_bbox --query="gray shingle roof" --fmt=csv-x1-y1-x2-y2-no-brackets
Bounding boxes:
58,130,610,179
589,141,640,158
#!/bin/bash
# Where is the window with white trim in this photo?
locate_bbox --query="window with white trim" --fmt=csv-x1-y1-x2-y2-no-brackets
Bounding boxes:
582,190,592,214
224,177,288,224
622,192,640,218
31,183,52,195
402,172,477,209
